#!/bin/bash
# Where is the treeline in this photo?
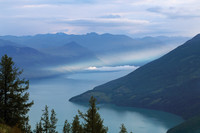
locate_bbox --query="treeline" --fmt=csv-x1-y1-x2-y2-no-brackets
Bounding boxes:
34,96,133,133
0,54,133,133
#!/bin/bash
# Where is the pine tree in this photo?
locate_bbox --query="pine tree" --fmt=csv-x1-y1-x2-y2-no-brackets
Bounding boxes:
72,115,83,133
34,120,43,133
119,124,127,133
0,54,33,129
38,120,43,133
23,116,31,133
50,109,58,133
41,105,50,133
79,96,108,133
34,122,39,133
63,120,71,133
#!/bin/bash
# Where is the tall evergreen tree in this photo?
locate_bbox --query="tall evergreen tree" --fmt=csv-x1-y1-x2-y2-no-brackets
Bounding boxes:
38,120,43,133
41,105,50,133
72,115,83,133
0,54,33,129
34,120,43,133
23,116,31,133
119,124,127,133
34,122,39,133
63,120,71,133
50,109,58,133
79,96,108,133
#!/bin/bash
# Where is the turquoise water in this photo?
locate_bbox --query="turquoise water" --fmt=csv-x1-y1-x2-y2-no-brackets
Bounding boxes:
28,70,184,133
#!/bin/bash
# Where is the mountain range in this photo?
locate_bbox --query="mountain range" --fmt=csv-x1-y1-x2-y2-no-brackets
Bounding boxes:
0,33,187,50
0,33,189,78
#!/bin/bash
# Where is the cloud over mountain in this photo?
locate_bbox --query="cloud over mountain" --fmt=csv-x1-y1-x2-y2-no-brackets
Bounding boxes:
1,0,200,37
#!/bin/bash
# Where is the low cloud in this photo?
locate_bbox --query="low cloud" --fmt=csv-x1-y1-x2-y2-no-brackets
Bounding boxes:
86,65,138,72
49,64,138,73
53,18,149,27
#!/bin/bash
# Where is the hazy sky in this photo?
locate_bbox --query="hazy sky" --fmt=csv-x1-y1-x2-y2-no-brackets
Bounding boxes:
0,0,200,37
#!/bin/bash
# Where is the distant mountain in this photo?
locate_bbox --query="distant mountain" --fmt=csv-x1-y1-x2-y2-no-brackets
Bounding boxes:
0,39,47,67
0,39,22,47
0,33,135,51
70,34,200,120
43,41,99,61
0,33,189,66
0,33,188,53
0,39,100,78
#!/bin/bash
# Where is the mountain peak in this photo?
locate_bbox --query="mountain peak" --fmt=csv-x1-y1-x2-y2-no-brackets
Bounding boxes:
86,32,99,36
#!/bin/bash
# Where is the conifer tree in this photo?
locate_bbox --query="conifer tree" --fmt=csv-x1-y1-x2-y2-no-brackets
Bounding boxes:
0,54,33,129
38,120,43,133
50,109,58,133
34,120,43,133
41,105,50,133
72,115,83,133
79,96,108,133
23,116,31,133
63,120,71,133
119,124,127,133
34,122,39,133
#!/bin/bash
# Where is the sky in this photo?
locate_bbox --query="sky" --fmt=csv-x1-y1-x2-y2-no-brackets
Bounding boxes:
0,0,200,37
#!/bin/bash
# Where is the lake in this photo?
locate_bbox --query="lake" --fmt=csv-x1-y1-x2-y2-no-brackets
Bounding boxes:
28,70,184,133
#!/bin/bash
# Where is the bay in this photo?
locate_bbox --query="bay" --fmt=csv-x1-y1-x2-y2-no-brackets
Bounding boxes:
28,70,184,133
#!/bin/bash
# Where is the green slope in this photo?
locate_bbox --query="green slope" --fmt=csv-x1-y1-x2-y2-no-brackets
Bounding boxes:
70,34,200,120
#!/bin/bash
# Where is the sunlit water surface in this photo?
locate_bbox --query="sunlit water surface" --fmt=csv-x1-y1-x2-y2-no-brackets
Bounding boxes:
28,70,184,133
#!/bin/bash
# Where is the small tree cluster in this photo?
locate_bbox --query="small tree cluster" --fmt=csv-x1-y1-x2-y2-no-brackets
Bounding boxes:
63,120,71,133
119,124,128,133
34,105,58,133
34,97,134,133
61,96,107,133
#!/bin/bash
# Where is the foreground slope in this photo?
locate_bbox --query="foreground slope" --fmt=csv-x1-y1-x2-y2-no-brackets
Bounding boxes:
70,34,200,119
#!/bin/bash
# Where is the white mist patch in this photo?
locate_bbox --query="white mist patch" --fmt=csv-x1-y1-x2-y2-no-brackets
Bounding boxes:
86,65,138,72
98,43,179,65
49,65,86,72
49,64,138,73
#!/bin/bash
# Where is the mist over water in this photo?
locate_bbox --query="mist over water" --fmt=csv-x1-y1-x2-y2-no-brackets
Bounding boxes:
28,70,183,133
